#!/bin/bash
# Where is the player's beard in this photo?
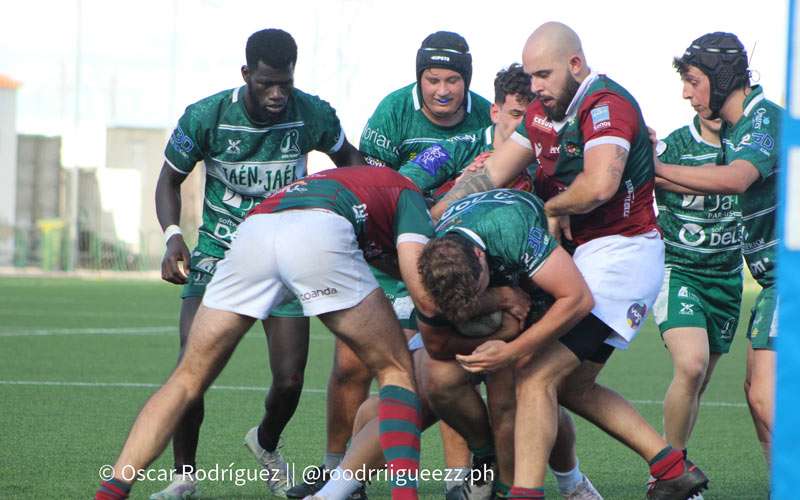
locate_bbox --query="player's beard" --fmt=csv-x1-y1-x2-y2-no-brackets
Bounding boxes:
543,73,580,122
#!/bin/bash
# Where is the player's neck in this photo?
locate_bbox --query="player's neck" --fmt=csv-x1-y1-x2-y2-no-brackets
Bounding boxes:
719,87,749,127
698,123,721,146
422,106,465,128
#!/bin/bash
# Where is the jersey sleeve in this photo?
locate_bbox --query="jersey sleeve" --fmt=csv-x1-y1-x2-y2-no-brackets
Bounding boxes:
580,91,639,153
510,114,534,150
515,220,557,278
727,107,780,179
306,96,346,155
394,189,435,245
359,98,401,167
164,104,209,174
398,139,471,193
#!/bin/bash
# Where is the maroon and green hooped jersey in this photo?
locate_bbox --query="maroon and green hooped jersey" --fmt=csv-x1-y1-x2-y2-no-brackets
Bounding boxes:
165,86,345,258
511,73,658,245
359,83,492,169
656,117,742,275
719,86,780,288
250,167,434,261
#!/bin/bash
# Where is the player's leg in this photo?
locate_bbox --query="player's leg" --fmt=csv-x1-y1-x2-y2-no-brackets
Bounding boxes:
744,287,777,466
662,327,710,450
318,289,421,500
243,312,310,496
97,307,255,499
326,338,372,465
485,367,516,494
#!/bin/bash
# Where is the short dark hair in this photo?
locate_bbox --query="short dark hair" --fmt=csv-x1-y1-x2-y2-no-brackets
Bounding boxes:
418,234,483,323
246,29,297,70
494,63,535,105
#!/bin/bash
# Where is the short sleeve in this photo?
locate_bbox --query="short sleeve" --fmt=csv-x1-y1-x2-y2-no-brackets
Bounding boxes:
395,189,435,244
306,96,346,154
164,105,208,174
580,91,639,152
726,106,780,179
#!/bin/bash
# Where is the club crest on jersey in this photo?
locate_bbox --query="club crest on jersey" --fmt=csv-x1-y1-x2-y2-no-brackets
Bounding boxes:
412,144,451,175
591,105,611,131
280,129,301,155
226,139,241,154
532,115,553,132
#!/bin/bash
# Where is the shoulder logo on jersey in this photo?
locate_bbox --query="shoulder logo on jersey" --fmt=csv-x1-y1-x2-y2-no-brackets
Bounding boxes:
531,115,554,132
352,203,368,223
526,227,548,259
753,108,769,130
169,125,194,154
412,144,451,176
750,132,775,155
280,129,301,155
590,105,611,131
226,139,241,155
626,302,648,328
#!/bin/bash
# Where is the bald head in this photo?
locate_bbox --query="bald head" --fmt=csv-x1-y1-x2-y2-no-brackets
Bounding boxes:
523,22,590,122
524,22,585,65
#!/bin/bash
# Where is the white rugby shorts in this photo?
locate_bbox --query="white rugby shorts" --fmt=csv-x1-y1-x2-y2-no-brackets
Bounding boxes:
573,230,665,349
203,210,379,319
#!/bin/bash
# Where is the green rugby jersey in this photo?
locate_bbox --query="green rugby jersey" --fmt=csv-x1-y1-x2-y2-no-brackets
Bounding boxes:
719,86,780,288
165,86,345,257
656,116,742,275
359,83,491,168
436,190,557,285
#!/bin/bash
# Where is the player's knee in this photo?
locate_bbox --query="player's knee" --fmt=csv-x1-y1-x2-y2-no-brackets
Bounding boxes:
272,371,305,397
745,385,772,422
675,356,708,387
332,355,372,386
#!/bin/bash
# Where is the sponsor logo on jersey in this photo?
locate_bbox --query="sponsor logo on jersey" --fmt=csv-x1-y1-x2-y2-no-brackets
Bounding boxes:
280,129,301,155
678,223,706,246
352,203,368,223
361,125,398,157
299,287,338,302
752,108,767,130
680,195,705,211
679,302,695,315
626,302,647,328
721,318,735,341
678,286,689,298
532,115,553,132
750,132,775,155
526,227,547,259
549,144,561,155
564,142,581,156
590,105,611,131
412,144,451,175
169,125,194,154
226,139,241,154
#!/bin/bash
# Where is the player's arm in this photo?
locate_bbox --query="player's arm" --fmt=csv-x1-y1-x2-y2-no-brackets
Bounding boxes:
456,246,593,372
654,176,705,195
655,159,760,194
544,144,627,216
430,140,533,220
328,138,365,167
155,162,192,284
418,310,522,361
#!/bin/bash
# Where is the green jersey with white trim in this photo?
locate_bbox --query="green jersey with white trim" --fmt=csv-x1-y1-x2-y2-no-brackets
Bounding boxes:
435,190,557,286
359,83,491,169
165,86,345,257
719,86,780,288
656,116,742,275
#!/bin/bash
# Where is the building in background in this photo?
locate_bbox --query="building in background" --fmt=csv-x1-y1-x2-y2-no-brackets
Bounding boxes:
0,74,20,266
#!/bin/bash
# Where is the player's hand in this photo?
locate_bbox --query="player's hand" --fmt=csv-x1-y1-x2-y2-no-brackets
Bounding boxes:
461,150,493,174
492,311,523,342
494,286,531,323
456,340,517,373
547,215,572,243
646,126,658,146
161,235,191,285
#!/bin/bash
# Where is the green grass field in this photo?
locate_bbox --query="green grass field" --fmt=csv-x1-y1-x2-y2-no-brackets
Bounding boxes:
0,277,768,499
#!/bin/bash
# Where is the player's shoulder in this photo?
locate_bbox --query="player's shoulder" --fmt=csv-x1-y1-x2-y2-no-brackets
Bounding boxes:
290,87,336,114
467,90,492,112
184,87,240,119
371,83,416,115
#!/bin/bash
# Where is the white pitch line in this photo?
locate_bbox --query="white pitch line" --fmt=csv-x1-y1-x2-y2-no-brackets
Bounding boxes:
0,380,746,407
0,326,332,340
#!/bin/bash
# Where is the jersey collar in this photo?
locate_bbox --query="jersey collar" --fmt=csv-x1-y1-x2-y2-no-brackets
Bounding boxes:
688,115,720,148
447,227,487,250
742,85,765,117
484,125,494,147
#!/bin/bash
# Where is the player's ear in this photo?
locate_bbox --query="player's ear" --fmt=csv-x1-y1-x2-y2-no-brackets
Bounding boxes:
490,102,500,123
241,65,250,83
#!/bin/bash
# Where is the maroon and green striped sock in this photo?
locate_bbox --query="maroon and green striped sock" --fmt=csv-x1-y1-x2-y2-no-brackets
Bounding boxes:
649,446,686,481
378,385,421,500
505,485,545,498
95,478,131,500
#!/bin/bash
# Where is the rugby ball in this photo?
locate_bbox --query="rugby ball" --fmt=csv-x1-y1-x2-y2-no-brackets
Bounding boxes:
455,310,503,338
